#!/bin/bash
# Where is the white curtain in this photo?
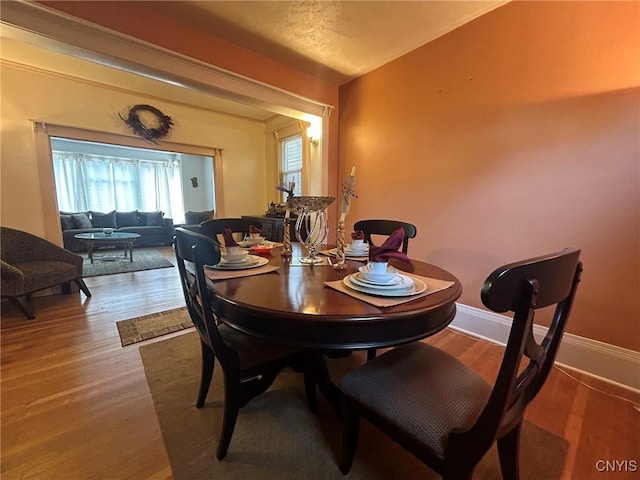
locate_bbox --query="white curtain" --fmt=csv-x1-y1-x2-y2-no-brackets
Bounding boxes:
52,151,182,218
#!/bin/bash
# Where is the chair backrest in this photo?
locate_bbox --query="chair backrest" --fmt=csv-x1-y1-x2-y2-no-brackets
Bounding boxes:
199,218,262,244
1,226,77,265
353,219,417,254
448,247,582,459
173,227,236,363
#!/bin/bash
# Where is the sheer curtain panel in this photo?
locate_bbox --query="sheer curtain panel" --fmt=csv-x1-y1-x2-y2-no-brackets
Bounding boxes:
52,151,182,218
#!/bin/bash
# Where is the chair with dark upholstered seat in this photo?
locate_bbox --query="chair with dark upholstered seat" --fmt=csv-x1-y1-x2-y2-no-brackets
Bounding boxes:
1,226,91,319
173,227,315,460
353,219,417,254
198,218,262,245
338,248,582,479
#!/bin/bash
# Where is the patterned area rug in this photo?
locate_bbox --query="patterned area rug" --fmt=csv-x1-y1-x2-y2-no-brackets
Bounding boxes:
140,332,569,480
81,248,174,277
116,307,192,347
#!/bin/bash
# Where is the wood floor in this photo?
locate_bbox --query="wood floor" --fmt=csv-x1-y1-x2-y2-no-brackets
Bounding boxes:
1,246,638,479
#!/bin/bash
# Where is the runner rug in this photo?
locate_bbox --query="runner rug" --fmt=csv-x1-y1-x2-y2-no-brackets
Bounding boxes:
140,332,569,480
81,248,174,277
116,307,192,347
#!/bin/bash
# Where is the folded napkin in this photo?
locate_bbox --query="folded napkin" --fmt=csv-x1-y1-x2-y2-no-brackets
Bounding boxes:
249,224,262,235
368,228,410,263
351,230,365,240
222,228,238,246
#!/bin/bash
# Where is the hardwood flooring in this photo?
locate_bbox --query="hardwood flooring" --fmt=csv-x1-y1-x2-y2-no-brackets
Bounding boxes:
1,247,638,479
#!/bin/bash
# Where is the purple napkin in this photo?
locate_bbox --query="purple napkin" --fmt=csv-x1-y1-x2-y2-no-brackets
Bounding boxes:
351,230,365,240
222,228,238,247
368,228,410,263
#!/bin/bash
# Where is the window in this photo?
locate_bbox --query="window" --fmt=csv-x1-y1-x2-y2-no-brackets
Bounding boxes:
51,138,185,221
280,135,303,200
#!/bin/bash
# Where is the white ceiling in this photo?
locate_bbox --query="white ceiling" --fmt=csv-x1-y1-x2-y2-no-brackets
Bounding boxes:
1,1,509,120
145,1,509,85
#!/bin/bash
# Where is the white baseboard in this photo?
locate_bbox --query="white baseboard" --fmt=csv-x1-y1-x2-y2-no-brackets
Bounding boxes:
451,304,640,393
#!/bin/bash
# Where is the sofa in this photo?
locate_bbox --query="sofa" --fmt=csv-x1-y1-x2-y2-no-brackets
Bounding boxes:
60,210,174,251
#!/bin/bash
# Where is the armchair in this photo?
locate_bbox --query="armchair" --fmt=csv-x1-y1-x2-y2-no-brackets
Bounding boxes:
1,226,91,319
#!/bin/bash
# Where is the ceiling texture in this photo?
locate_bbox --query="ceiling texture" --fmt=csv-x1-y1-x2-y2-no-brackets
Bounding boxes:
145,1,509,85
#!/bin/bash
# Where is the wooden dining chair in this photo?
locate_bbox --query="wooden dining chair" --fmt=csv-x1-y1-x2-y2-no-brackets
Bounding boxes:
199,218,262,245
353,220,418,360
338,248,582,479
353,219,417,254
173,227,316,460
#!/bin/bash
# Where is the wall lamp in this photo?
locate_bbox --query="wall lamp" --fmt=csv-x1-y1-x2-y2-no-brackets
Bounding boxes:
306,124,321,146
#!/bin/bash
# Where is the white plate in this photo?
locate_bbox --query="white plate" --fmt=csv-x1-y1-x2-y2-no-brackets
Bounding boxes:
221,251,250,263
329,248,369,258
346,244,369,254
358,265,399,284
212,255,269,270
350,272,414,290
343,275,426,297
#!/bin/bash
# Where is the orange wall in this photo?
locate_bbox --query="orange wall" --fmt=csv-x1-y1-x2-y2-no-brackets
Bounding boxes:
339,1,639,350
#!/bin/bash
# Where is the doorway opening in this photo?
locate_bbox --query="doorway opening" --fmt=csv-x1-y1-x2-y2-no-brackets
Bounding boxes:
50,137,215,225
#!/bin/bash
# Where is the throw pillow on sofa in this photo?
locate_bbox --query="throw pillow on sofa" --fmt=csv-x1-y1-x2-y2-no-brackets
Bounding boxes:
116,211,140,227
185,209,215,225
90,210,117,228
138,211,164,226
60,215,75,231
71,213,93,229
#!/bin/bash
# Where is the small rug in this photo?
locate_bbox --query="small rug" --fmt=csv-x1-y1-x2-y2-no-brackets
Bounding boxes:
81,248,174,277
140,332,569,480
116,307,192,347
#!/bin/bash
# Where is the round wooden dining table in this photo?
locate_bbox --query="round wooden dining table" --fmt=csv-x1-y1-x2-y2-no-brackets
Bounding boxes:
210,244,462,352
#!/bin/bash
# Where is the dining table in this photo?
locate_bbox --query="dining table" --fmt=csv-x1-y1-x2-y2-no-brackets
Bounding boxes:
206,243,462,351
204,242,462,406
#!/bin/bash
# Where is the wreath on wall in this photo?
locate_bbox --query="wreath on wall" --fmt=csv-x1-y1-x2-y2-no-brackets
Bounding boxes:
119,104,173,143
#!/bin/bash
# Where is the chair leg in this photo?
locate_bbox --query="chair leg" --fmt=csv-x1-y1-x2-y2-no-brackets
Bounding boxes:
217,378,241,460
497,422,522,480
73,278,92,297
366,348,377,361
196,342,215,408
339,396,360,475
10,297,35,320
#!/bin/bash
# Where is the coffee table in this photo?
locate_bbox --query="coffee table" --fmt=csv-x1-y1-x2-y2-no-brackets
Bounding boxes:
74,232,141,263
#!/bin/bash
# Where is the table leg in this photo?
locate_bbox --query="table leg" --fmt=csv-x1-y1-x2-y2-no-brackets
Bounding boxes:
129,242,134,262
308,353,340,411
88,242,94,264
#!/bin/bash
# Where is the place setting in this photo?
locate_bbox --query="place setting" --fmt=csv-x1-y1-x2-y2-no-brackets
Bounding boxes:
326,228,454,307
238,224,267,248
205,228,278,280
344,263,427,297
322,230,370,260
